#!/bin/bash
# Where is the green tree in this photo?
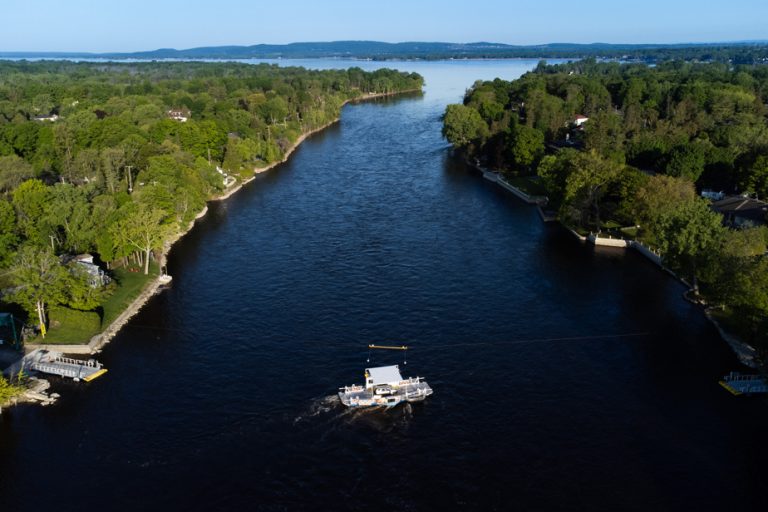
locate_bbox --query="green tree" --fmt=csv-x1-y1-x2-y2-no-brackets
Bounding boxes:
442,104,489,150
101,147,126,194
563,151,625,229
632,174,697,238
8,246,73,336
666,143,706,183
655,198,725,289
506,124,544,172
584,111,625,161
0,155,35,192
0,200,19,266
12,179,50,247
742,155,768,199
0,375,24,411
112,204,171,274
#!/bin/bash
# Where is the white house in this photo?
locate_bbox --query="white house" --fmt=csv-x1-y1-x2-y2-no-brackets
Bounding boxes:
167,109,190,122
573,114,589,127
70,254,111,287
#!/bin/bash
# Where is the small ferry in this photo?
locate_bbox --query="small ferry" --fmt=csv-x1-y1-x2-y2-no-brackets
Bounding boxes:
338,364,433,408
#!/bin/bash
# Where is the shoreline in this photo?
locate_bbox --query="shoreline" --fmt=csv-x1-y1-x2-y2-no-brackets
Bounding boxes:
210,89,422,202
468,161,762,370
23,88,421,357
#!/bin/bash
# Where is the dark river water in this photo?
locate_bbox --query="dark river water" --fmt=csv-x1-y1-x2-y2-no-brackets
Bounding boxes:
1,60,767,511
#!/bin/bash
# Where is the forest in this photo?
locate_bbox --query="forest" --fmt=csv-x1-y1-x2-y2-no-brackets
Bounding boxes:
5,41,767,64
0,60,423,341
443,60,768,350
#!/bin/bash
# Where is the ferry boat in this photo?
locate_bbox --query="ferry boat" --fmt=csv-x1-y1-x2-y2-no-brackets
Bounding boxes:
338,364,433,408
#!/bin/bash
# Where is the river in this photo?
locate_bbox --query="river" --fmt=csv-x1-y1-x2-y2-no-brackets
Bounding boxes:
1,59,767,511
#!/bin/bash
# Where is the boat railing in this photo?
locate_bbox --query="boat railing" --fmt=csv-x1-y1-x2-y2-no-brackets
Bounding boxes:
339,384,365,393
50,355,100,368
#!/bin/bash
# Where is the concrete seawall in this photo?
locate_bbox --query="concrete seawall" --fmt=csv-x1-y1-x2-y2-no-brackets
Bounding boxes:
465,161,758,368
588,233,630,248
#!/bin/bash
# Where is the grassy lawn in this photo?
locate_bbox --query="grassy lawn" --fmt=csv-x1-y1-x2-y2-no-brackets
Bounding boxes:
620,226,639,238
45,308,101,344
601,220,622,230
101,263,158,327
503,175,549,197
32,263,158,345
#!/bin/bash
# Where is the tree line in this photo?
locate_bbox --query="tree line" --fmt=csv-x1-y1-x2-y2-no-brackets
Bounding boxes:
14,41,767,64
0,60,423,337
443,60,768,350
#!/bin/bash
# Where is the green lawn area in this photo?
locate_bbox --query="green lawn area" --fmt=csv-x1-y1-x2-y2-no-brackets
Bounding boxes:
503,175,549,197
33,263,158,345
601,220,622,230
101,263,158,327
620,226,639,238
45,307,101,344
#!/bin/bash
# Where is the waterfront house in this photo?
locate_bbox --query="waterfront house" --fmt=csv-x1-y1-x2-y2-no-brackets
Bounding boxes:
711,196,768,228
167,108,191,122
66,254,111,287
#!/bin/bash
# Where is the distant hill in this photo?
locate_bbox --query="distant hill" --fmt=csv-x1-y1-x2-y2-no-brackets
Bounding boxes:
2,40,768,63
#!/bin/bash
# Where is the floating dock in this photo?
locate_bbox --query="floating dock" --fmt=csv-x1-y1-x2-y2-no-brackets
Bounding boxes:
27,350,107,382
719,372,768,396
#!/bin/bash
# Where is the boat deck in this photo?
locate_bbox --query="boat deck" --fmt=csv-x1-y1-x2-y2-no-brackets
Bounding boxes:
339,378,433,407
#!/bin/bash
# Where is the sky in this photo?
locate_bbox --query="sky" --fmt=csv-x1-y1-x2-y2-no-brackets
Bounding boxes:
1,0,766,53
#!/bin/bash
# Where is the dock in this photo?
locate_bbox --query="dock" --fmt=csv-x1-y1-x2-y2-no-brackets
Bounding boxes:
719,372,768,395
26,349,107,382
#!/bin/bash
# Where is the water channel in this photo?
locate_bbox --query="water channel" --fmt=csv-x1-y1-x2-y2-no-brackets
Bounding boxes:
1,59,766,511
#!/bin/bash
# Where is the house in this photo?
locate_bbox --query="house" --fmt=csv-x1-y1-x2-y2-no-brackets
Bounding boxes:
573,114,589,128
711,196,768,228
33,113,59,122
216,166,237,188
68,254,111,287
167,108,191,122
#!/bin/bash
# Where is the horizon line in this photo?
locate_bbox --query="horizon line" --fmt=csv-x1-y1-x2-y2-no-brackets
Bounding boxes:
1,38,767,55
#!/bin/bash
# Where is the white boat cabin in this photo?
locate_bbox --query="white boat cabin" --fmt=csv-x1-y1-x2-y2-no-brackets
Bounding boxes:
365,365,403,388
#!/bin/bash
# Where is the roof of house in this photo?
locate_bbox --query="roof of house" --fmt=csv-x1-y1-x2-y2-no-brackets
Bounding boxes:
366,365,404,385
574,114,589,120
712,196,768,222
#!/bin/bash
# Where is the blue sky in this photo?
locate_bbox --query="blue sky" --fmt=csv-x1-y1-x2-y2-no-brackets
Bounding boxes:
1,0,766,52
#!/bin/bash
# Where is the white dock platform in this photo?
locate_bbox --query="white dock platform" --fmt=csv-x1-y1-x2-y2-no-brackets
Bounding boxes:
25,349,107,382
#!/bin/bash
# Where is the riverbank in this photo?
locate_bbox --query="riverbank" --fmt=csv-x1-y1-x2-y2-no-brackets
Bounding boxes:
211,89,422,202
1,88,422,410
470,161,763,370
22,88,420,358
